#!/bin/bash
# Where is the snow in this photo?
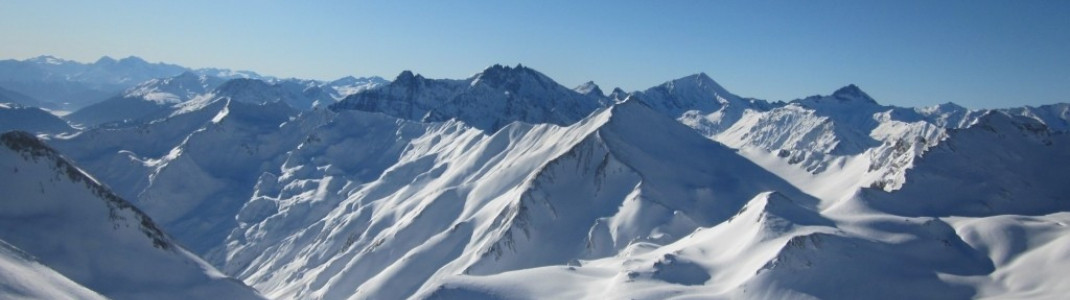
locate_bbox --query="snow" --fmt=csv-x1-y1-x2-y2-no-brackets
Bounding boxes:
0,240,106,300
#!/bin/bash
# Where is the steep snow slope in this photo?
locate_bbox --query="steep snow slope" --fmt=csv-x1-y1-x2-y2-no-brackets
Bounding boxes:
223,99,816,299
0,103,75,134
0,240,106,300
332,64,607,131
0,131,262,300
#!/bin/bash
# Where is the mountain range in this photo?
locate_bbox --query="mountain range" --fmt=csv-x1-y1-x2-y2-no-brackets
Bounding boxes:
2,56,1069,299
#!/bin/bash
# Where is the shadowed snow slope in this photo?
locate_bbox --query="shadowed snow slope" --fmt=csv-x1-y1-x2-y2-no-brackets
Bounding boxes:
864,111,1070,217
0,240,106,300
0,103,75,134
0,131,262,300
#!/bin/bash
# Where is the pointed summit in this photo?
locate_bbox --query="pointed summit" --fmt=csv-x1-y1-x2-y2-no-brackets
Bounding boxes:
831,84,877,104
393,70,423,85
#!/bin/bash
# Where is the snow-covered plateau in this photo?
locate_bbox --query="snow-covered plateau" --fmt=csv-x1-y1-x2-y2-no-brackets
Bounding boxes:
1,58,1069,299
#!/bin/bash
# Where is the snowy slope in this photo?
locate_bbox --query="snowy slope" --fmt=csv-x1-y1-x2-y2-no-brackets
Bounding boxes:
0,240,106,300
0,103,75,134
1001,103,1070,132
0,131,263,300
332,64,607,131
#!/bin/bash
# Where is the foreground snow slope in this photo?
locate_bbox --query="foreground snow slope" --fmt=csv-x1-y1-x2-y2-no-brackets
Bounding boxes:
0,240,105,300
0,131,263,300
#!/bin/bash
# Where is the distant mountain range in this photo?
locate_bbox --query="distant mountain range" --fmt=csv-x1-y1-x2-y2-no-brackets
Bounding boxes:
0,55,386,112
2,56,1069,299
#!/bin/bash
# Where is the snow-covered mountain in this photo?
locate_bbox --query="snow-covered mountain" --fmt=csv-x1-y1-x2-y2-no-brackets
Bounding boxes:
6,61,1070,299
65,72,227,127
0,131,263,300
331,64,607,131
223,98,817,299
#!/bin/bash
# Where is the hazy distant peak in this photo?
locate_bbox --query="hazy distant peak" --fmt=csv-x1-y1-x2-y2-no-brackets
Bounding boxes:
94,56,118,65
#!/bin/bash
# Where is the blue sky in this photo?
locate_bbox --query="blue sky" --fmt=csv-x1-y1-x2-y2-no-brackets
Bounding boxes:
1,0,1067,108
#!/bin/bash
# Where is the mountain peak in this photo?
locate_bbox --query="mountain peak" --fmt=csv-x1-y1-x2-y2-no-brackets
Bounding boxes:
394,70,423,84
574,81,604,98
330,75,359,85
470,63,558,92
94,56,118,65
116,56,149,65
831,84,877,104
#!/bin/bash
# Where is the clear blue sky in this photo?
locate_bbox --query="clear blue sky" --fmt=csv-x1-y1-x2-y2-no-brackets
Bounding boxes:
1,0,1068,108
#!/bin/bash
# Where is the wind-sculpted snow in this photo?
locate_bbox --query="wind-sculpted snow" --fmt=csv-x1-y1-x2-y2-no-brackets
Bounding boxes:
0,131,263,300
